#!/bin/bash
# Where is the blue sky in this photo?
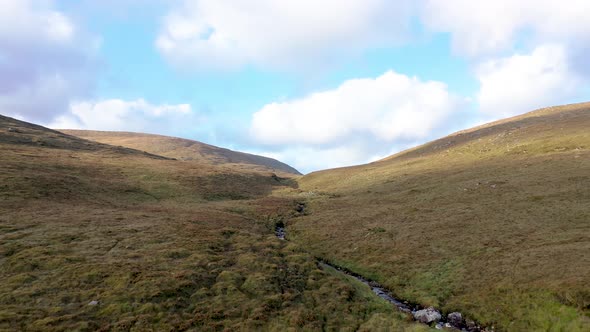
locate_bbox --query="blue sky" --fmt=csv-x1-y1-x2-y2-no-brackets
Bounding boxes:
2,1,589,173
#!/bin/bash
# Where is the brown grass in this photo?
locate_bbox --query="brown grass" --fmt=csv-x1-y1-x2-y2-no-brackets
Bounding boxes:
60,130,301,176
0,115,422,331
289,102,590,331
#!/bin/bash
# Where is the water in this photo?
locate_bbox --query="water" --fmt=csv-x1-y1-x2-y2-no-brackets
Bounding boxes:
318,261,414,313
275,226,286,240
275,225,491,331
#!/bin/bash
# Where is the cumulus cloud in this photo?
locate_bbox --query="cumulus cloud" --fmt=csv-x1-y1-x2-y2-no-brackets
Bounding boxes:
50,99,202,136
422,0,590,56
476,44,583,118
247,141,417,174
0,0,98,123
251,71,459,145
421,1,590,119
249,70,462,172
156,0,413,70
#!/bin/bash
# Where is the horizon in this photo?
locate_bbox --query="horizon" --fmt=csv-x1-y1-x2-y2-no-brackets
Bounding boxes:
2,1,590,173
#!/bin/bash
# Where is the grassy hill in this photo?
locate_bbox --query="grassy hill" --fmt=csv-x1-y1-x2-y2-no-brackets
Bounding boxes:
289,102,590,331
0,115,424,331
61,130,301,176
2,101,589,331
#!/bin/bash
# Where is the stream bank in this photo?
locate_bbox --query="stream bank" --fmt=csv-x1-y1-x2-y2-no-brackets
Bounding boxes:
275,224,492,331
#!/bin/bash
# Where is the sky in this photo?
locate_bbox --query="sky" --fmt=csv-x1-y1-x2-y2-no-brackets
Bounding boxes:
1,0,590,173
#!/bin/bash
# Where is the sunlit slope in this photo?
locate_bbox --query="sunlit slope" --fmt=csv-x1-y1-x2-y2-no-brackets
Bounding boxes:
61,130,301,176
0,114,168,160
0,115,424,331
0,115,286,204
294,102,590,331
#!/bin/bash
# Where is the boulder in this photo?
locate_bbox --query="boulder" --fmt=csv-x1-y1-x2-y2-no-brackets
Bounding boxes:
448,312,463,326
413,307,442,324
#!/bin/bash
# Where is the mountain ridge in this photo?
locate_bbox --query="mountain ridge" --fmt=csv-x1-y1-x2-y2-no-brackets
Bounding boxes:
0,114,170,160
60,129,301,175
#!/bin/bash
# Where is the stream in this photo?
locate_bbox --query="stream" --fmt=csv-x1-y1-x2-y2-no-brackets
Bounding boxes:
275,225,492,332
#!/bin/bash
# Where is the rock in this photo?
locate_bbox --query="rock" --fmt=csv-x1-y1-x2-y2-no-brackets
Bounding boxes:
7,127,18,133
448,312,463,326
295,203,305,213
465,319,477,331
275,226,286,240
413,307,442,324
88,300,99,306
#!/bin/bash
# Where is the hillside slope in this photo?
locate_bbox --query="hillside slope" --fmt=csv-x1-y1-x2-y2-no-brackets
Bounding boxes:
0,114,423,331
61,130,301,175
291,102,590,331
0,115,168,160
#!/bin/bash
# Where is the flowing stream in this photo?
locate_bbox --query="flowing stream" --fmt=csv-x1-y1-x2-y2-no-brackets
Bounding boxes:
275,225,491,332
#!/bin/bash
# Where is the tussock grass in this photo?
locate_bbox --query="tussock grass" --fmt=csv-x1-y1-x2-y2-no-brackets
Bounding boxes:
291,103,590,331
61,129,301,175
0,115,421,331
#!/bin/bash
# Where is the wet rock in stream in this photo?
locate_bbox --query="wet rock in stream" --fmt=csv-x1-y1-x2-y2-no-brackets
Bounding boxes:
275,226,285,240
275,219,492,331
448,312,463,326
413,307,442,324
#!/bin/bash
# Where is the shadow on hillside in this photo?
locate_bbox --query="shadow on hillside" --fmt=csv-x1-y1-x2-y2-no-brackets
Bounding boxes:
196,172,298,202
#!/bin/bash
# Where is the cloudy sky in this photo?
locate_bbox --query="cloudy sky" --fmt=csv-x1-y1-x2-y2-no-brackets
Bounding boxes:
2,0,589,173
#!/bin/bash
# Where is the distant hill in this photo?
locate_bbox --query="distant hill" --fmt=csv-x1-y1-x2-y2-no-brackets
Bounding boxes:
2,114,405,331
294,102,590,331
2,103,589,331
0,114,292,203
61,130,301,175
0,114,168,159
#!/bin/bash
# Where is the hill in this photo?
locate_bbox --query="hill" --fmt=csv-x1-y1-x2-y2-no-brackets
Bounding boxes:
0,114,424,331
0,115,169,160
289,102,590,331
61,130,301,175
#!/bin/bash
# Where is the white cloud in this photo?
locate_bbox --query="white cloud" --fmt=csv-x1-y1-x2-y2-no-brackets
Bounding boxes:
422,0,590,56
249,70,461,172
157,1,590,70
249,141,418,174
0,0,75,44
156,0,413,69
251,70,459,145
0,0,98,123
251,145,380,174
420,1,590,119
49,99,201,136
476,44,582,118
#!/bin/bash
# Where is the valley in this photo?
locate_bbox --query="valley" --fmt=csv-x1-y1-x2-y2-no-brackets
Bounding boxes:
1,102,589,331
288,102,590,331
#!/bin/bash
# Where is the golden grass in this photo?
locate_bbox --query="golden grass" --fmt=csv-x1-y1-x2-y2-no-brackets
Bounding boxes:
289,102,590,331
0,115,422,331
60,130,301,176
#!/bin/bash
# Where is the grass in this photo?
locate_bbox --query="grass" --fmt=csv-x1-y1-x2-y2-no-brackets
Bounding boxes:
60,129,301,176
0,114,423,331
288,102,590,331
2,102,589,331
